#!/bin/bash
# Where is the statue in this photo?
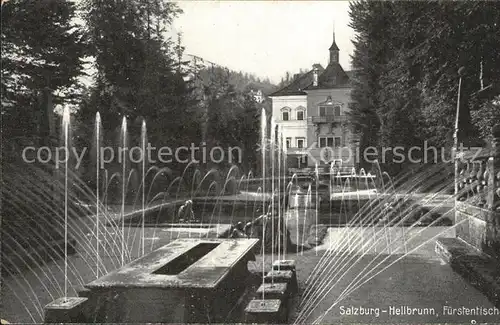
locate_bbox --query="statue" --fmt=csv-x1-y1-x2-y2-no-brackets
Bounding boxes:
178,200,197,223
238,212,292,253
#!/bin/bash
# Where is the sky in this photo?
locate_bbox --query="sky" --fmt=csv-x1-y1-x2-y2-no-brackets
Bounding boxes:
171,1,355,84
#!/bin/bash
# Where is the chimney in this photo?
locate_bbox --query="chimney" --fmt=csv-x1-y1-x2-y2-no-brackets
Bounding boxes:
293,73,300,81
313,66,318,87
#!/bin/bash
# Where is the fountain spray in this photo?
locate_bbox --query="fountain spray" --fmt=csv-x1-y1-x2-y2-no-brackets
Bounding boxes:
95,112,101,278
121,117,127,266
282,131,287,260
260,107,266,299
271,120,276,284
62,106,70,300
277,125,281,266
141,119,146,256
315,163,319,256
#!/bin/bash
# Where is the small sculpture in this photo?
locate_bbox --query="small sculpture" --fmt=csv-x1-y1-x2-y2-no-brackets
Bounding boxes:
230,221,246,238
178,200,197,223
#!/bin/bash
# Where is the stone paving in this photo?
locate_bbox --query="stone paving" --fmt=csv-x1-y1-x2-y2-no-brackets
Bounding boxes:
261,227,499,324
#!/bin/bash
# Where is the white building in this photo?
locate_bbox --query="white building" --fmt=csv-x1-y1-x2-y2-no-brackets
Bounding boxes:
250,89,264,103
270,27,357,171
269,65,324,168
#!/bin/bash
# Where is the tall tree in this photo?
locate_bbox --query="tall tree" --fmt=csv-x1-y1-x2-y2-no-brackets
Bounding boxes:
347,1,392,168
1,0,87,145
201,66,260,172
348,0,500,172
78,0,197,146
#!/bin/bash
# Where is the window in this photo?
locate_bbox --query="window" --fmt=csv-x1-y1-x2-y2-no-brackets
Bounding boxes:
334,105,341,116
319,105,342,116
319,106,329,116
297,111,304,120
319,106,333,116
298,155,308,168
297,138,305,149
286,138,291,149
282,111,289,121
318,136,342,148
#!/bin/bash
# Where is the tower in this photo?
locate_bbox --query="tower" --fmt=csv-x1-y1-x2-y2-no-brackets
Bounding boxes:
329,22,339,64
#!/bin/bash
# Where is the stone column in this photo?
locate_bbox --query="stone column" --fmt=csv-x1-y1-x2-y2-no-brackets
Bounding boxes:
485,124,500,260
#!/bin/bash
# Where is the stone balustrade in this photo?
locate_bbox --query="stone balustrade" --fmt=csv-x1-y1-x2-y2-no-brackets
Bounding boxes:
456,126,500,212
455,124,500,261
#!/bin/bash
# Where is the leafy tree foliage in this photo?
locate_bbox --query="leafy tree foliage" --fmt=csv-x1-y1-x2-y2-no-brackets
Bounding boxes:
78,0,197,146
471,96,500,143
348,0,500,172
2,0,274,176
194,65,261,172
1,0,87,143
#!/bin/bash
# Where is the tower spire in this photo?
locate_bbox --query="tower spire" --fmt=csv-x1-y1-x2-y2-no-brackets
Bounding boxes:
329,20,339,64
333,19,336,42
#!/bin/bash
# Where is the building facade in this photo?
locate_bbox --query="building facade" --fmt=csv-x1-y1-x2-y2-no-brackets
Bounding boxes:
270,28,357,171
250,89,264,103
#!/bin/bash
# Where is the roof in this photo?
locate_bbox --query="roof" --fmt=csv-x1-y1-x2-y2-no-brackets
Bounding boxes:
305,62,351,90
270,64,356,97
269,65,324,96
329,40,339,51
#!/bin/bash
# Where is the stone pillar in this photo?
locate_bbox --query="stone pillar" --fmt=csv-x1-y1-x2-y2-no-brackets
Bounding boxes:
44,297,89,323
485,124,500,260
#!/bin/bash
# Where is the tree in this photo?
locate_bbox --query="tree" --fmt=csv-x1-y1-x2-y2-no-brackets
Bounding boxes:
471,96,500,143
347,1,392,168
348,0,500,173
1,0,87,145
78,0,198,145
74,0,204,184
200,66,260,172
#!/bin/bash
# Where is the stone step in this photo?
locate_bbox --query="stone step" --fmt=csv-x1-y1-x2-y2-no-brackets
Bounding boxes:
264,270,297,294
256,282,288,300
272,259,296,272
245,299,286,324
